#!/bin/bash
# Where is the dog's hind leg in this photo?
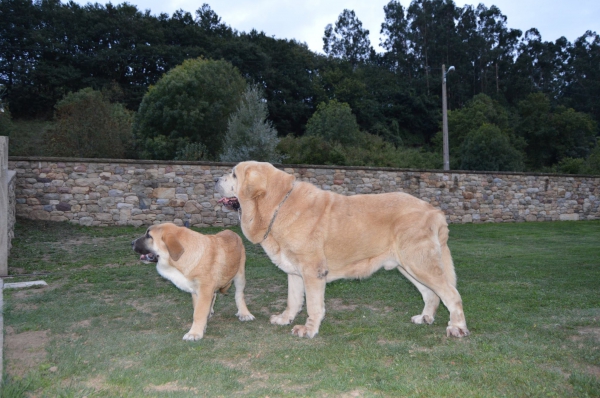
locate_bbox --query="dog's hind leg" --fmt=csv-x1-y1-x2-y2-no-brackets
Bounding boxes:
398,238,469,337
397,267,440,325
209,292,217,318
233,269,255,321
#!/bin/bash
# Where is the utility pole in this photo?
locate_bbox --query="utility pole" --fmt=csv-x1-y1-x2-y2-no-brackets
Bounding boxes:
442,64,454,171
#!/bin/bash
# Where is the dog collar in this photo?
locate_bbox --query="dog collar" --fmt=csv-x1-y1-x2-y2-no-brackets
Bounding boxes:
261,183,295,243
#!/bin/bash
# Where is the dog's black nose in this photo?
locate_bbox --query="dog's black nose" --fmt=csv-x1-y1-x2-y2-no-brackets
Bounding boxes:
214,178,219,183
131,240,135,247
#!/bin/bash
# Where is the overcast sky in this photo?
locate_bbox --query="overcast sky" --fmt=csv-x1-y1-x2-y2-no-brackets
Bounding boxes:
69,0,599,53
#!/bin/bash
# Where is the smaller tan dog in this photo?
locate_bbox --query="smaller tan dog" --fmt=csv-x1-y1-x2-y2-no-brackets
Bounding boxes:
132,223,254,341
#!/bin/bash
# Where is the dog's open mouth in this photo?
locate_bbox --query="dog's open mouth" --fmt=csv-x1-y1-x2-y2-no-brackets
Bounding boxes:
140,253,158,263
218,197,240,210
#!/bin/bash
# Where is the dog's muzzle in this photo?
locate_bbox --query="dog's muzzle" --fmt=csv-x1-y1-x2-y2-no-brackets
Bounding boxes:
132,238,159,263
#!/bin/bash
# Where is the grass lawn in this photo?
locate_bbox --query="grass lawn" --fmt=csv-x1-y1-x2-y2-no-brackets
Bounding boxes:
2,219,599,397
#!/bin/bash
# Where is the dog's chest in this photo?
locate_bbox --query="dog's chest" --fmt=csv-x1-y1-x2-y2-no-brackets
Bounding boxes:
263,245,301,276
156,261,196,293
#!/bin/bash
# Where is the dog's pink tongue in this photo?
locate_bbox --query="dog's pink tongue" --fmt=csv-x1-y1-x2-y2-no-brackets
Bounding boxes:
218,197,239,208
140,254,146,261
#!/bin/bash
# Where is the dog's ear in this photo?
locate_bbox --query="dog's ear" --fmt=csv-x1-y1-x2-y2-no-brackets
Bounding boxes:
162,232,185,261
240,163,267,200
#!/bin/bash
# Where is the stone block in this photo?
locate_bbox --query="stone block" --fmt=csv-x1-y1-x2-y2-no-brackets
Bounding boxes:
559,213,579,221
79,217,94,226
153,188,176,199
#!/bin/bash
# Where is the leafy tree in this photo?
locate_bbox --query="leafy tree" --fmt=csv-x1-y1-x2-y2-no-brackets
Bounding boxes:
226,30,320,137
561,31,600,124
133,57,246,160
517,93,597,169
220,85,281,163
435,93,522,168
380,1,410,74
459,124,524,171
45,88,133,158
305,100,361,146
323,9,373,66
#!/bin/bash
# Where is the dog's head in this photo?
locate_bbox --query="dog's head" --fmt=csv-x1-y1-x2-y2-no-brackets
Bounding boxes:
215,161,294,210
132,223,185,263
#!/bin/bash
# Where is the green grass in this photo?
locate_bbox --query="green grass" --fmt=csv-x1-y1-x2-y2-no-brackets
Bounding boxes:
2,219,599,397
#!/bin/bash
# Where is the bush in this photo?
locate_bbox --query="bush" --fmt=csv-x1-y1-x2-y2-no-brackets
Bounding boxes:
555,143,600,175
219,85,281,163
278,132,440,169
0,106,15,137
585,143,600,175
305,100,361,146
459,124,524,172
45,88,133,158
133,57,246,160
174,141,210,161
278,135,346,165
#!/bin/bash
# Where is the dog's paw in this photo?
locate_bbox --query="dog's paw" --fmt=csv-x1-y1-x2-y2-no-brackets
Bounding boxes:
291,325,317,338
182,331,204,341
237,312,255,322
411,314,435,325
446,325,470,338
270,313,293,325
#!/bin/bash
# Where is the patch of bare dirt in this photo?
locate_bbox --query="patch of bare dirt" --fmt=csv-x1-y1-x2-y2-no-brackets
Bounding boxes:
327,298,358,312
13,302,39,311
84,375,108,392
128,300,158,316
62,237,111,247
10,286,50,300
72,319,92,328
145,381,199,393
569,327,600,342
4,328,50,378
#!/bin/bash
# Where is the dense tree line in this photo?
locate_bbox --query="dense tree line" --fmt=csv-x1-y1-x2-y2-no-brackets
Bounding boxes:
1,0,599,172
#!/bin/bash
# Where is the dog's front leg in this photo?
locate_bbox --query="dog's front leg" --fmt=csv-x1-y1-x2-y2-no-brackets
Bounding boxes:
183,288,214,341
291,272,326,338
270,273,304,325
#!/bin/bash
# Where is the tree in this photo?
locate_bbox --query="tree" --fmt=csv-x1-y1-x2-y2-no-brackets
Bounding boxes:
133,57,246,160
220,85,281,163
517,93,597,169
561,31,600,124
380,1,412,74
437,93,522,168
323,9,373,66
45,88,133,158
305,100,361,146
459,124,524,171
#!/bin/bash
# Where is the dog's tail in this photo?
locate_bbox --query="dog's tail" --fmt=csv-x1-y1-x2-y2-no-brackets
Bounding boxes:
219,282,232,294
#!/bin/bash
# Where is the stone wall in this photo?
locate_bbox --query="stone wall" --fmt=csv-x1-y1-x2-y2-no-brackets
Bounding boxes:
7,170,16,255
8,157,600,227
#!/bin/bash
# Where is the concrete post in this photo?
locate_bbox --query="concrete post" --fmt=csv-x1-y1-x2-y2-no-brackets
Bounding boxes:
0,136,7,276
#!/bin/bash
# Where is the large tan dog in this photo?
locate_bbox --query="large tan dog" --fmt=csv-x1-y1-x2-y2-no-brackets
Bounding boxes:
216,161,469,338
132,223,254,340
